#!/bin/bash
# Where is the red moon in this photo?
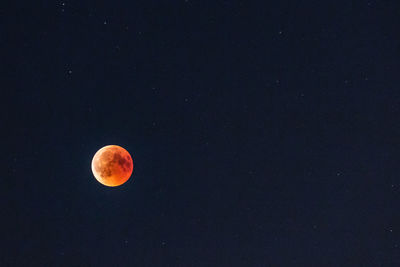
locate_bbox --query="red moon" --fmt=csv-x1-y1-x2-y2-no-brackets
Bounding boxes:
91,145,133,187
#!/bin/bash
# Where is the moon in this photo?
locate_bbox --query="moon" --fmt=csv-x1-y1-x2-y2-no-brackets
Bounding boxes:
91,145,134,187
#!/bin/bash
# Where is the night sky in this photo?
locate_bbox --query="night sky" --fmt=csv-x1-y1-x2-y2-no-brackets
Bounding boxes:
3,0,400,266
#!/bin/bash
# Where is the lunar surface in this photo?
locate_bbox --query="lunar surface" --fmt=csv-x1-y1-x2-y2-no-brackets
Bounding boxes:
91,145,133,187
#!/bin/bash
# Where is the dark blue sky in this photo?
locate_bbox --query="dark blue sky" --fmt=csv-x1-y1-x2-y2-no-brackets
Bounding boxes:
3,0,400,265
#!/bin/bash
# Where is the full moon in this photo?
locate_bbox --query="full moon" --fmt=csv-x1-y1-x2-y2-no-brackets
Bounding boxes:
91,145,134,187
